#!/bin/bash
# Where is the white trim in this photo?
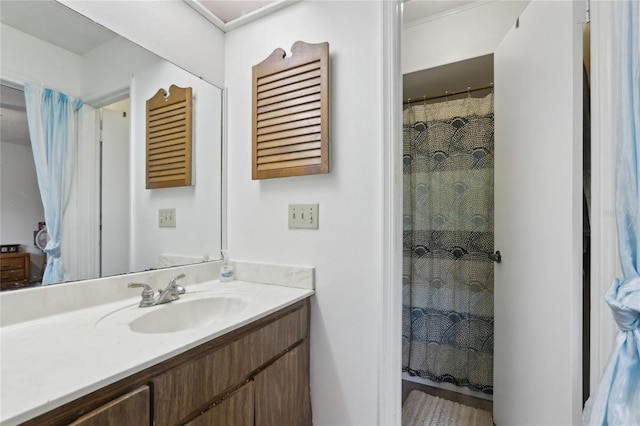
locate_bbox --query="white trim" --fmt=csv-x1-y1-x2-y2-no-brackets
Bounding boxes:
380,1,403,424
570,2,586,415
403,0,496,29
588,0,620,393
401,373,493,401
221,87,228,254
184,0,301,33
0,77,25,91
82,84,129,109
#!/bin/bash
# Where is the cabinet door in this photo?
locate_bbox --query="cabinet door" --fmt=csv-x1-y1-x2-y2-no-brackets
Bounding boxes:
68,386,149,426
153,305,307,426
254,342,312,426
186,382,254,426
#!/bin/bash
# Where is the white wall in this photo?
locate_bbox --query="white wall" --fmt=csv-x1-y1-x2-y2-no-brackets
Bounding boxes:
402,1,528,74
129,61,222,272
0,23,82,95
0,22,160,105
81,36,160,106
60,0,225,88
225,2,384,424
0,142,44,247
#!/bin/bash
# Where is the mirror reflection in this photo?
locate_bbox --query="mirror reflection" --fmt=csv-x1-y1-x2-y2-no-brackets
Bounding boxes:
0,0,223,290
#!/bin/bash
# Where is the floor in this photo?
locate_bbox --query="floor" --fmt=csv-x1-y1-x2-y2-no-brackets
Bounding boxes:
402,379,493,413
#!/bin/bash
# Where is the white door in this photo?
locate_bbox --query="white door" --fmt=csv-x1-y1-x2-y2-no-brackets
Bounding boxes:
493,1,583,424
101,108,130,277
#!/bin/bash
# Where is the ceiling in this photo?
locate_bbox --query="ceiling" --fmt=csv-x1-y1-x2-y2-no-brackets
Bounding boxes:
0,0,483,146
0,0,117,56
402,1,494,103
403,54,494,105
0,0,480,59
0,0,118,147
403,0,478,25
197,0,277,23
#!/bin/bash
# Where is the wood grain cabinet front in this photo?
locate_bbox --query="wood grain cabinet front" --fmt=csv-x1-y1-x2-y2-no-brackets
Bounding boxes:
0,252,30,290
68,387,150,426
186,382,254,426
22,298,312,426
255,343,312,426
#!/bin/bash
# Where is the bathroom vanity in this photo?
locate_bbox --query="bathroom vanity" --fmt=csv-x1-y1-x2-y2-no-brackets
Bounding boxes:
0,262,314,426
27,299,310,426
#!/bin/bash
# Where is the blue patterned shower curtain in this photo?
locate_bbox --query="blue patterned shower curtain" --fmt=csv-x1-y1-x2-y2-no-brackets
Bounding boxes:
402,94,495,394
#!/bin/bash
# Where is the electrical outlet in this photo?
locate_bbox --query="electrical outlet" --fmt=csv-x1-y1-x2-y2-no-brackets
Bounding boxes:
288,204,319,229
159,208,176,227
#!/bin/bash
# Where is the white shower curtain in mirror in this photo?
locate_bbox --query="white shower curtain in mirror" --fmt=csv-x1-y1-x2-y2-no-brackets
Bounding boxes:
24,84,83,285
62,105,100,281
402,93,495,394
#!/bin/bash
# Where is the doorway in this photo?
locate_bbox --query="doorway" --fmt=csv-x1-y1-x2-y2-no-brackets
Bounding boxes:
401,55,495,414
397,1,585,423
0,84,132,283
100,100,131,278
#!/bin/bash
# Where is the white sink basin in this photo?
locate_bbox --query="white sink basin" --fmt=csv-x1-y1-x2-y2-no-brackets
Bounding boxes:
96,294,248,334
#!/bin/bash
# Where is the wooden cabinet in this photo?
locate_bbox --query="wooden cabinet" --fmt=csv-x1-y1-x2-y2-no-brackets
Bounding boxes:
186,382,254,426
0,252,30,290
255,343,312,426
23,298,312,426
68,387,150,426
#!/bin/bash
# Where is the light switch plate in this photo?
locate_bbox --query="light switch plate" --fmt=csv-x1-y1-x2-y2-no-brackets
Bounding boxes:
159,208,176,227
288,204,319,229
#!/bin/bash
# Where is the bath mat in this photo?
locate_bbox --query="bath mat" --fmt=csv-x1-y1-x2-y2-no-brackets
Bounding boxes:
402,390,493,426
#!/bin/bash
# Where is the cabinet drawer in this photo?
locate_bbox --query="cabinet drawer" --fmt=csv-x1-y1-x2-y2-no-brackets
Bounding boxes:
153,303,308,426
0,253,29,287
1,269,25,281
68,386,150,426
1,257,25,271
186,381,254,426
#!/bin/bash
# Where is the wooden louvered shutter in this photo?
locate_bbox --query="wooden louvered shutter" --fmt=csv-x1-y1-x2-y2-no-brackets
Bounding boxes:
252,41,330,180
146,85,192,189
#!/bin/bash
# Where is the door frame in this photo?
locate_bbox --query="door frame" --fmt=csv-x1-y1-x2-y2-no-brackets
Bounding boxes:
379,1,403,424
379,0,607,422
589,1,620,391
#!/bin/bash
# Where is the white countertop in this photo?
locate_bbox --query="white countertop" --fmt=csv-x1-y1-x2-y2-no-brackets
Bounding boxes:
0,279,313,425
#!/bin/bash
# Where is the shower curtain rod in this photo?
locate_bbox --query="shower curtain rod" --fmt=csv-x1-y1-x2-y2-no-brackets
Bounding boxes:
404,83,494,106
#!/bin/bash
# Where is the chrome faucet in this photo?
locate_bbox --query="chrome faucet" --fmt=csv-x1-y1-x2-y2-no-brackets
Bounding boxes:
128,273,186,307
157,273,186,304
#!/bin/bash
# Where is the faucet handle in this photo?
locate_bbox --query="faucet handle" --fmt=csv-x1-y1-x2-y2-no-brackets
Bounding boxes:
128,282,153,292
128,283,156,307
167,274,186,295
169,274,186,292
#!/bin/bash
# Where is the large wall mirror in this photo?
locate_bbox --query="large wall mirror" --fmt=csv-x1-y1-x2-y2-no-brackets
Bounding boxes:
0,0,223,290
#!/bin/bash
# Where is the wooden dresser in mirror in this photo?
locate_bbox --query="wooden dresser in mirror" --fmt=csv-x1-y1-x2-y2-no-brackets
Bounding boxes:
0,252,30,290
